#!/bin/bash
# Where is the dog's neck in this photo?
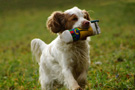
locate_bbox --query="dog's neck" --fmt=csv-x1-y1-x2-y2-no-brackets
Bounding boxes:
51,36,88,52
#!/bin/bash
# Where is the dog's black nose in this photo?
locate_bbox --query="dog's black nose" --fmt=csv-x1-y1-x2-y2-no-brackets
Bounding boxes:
82,21,90,29
84,21,90,26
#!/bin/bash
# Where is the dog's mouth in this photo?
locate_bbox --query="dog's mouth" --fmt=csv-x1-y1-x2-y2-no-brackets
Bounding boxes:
75,26,90,30
81,26,90,30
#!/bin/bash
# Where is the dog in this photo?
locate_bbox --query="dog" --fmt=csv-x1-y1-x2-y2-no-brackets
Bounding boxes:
31,7,91,90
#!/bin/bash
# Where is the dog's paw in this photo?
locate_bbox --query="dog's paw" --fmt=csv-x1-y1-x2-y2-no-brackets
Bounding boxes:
74,87,83,90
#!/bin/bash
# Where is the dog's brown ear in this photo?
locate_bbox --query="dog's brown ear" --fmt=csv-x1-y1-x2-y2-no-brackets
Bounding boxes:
82,10,90,21
46,11,65,33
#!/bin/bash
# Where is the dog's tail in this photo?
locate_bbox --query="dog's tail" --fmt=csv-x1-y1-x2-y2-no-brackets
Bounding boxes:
31,38,47,63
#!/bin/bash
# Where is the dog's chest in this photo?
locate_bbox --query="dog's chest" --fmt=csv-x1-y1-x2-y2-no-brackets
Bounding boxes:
62,41,90,70
55,38,90,69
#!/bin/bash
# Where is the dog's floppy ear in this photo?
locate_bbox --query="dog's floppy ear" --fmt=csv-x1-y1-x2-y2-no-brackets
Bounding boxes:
82,10,90,21
46,11,65,33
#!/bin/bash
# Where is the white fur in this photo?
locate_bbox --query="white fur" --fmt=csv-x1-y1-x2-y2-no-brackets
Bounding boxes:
65,7,87,29
31,7,90,90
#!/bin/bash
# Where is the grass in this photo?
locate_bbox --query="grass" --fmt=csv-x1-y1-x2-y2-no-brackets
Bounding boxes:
0,0,135,90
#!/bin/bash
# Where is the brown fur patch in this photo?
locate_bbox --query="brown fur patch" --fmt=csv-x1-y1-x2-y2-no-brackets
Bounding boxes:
46,12,78,33
82,10,90,21
46,11,66,33
64,14,78,30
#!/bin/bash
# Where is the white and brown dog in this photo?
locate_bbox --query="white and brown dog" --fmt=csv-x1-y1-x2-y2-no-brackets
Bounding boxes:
31,7,91,90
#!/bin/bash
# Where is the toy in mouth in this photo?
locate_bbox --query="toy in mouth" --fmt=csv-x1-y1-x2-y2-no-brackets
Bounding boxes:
60,20,101,43
90,20,99,23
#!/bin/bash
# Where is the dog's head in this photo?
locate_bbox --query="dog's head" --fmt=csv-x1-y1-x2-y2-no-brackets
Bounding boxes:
46,7,90,33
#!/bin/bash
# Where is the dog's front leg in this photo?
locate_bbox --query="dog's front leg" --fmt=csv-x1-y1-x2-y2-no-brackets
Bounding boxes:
62,68,83,90
61,57,82,90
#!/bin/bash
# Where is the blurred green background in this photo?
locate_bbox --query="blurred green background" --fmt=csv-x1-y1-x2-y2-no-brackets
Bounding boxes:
0,0,135,90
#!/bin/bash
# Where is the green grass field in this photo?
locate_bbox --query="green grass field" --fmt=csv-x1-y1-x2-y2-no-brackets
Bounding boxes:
0,0,135,90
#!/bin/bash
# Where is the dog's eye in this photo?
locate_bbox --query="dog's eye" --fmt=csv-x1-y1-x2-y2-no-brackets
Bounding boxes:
84,16,87,19
72,17,78,21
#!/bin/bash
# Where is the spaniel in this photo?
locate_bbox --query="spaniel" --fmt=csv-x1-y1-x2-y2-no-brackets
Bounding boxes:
31,7,91,90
